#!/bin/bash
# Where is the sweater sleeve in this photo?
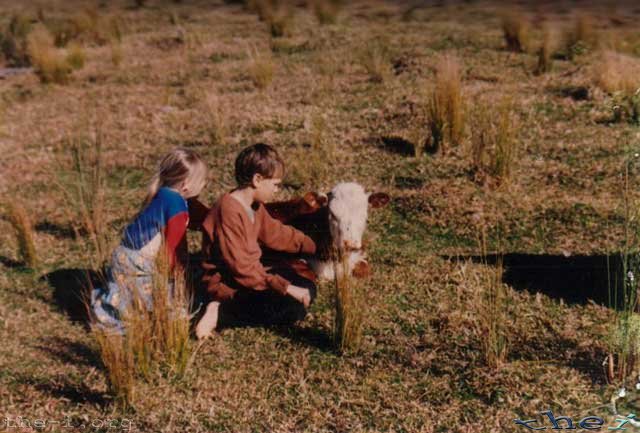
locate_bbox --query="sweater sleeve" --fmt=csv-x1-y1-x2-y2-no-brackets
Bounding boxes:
217,206,290,295
257,204,317,255
164,212,189,269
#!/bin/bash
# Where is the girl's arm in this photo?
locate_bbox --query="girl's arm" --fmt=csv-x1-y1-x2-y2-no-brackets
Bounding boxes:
164,212,189,270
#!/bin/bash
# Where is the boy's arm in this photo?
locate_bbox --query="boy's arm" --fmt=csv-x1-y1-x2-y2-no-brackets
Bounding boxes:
257,204,316,255
218,208,291,295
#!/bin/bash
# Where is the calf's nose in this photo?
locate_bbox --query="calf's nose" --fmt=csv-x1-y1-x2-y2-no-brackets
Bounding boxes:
343,239,361,250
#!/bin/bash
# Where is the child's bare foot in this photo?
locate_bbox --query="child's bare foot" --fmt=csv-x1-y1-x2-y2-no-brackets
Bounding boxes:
195,301,220,340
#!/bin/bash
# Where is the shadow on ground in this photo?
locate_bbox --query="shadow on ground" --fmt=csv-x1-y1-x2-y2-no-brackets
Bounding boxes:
33,336,101,368
13,371,107,407
444,253,627,308
42,269,105,325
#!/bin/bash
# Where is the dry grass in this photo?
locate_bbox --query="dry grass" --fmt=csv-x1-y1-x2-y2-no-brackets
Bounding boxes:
501,10,530,53
536,25,559,74
204,93,228,147
247,47,275,89
287,110,334,189
427,55,465,151
594,51,640,95
267,6,294,38
359,38,392,83
247,0,276,22
594,51,640,123
65,42,86,70
470,98,518,184
1,13,33,67
93,330,136,408
425,85,446,154
565,13,597,58
110,39,123,67
3,1,640,430
333,256,365,354
93,248,194,408
56,127,108,265
309,0,341,25
26,25,74,84
6,202,37,269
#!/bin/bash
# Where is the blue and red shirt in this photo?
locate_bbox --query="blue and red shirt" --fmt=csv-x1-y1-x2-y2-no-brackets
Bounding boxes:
121,187,189,268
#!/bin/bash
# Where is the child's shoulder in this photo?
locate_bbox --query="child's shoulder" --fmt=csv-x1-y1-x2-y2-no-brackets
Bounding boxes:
215,193,255,219
153,187,188,212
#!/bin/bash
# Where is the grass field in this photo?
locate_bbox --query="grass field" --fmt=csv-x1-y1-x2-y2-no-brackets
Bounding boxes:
2,0,640,431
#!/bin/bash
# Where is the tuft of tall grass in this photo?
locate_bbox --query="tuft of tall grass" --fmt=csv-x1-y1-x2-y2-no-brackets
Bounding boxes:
94,330,137,408
151,249,192,377
46,9,105,47
6,202,37,269
594,51,640,96
66,42,86,70
564,14,597,58
458,226,510,369
1,13,34,67
26,25,74,84
247,0,276,22
247,47,274,89
470,98,517,184
333,255,365,354
287,110,334,189
268,6,294,38
480,256,509,369
359,38,392,83
309,0,341,25
205,93,228,147
536,25,558,75
110,39,123,67
425,86,446,155
594,51,640,124
606,152,640,384
57,126,109,265
492,99,517,182
501,10,530,53
426,55,465,152
92,247,195,408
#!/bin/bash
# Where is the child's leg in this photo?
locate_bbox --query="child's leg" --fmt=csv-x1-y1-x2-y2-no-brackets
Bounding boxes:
259,264,317,325
194,279,236,338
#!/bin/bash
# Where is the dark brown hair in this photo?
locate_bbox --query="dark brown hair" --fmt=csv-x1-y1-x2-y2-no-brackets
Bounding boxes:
234,143,284,187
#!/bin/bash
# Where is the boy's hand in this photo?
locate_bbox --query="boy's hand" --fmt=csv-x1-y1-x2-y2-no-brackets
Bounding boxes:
286,285,311,308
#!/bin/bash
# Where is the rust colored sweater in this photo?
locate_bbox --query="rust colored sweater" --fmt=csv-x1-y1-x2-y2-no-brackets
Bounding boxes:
201,193,316,300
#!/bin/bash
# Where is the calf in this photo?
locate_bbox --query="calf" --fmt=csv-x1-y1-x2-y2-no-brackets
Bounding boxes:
265,182,389,281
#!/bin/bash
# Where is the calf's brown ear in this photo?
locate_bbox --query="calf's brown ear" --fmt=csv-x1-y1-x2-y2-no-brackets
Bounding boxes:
303,192,319,209
368,192,390,208
303,191,326,210
304,191,328,208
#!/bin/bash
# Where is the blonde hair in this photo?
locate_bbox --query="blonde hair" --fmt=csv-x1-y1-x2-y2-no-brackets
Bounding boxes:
142,148,207,208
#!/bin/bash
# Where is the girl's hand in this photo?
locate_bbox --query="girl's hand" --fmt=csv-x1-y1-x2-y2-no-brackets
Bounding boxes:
286,285,311,308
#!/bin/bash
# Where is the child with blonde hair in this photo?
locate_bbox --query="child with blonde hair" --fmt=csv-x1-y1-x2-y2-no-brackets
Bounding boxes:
92,148,208,333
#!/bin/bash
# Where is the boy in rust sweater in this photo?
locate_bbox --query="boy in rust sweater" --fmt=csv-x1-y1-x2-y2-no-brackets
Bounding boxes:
195,143,317,339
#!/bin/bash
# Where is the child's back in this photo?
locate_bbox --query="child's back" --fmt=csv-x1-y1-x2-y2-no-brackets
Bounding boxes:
92,149,207,334
122,186,189,265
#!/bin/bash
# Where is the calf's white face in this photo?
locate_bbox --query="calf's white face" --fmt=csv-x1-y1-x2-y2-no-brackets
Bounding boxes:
328,182,369,251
